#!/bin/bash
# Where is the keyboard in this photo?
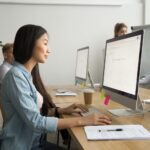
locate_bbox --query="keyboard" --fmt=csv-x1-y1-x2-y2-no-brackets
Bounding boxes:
81,106,101,116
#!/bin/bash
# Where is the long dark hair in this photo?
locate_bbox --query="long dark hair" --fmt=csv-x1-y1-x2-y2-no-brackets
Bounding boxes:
13,24,47,64
32,64,56,116
13,24,55,116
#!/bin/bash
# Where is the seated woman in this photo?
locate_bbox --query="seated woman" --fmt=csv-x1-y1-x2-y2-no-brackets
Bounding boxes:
0,24,111,150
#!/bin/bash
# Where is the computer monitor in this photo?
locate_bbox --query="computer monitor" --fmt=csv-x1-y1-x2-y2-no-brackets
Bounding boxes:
131,25,150,78
75,46,89,85
102,30,144,116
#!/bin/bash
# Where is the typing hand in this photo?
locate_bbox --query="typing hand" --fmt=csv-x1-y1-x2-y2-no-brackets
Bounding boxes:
63,103,88,114
84,114,112,125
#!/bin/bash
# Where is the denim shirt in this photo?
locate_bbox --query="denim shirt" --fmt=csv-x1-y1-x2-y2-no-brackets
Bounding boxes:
0,62,58,150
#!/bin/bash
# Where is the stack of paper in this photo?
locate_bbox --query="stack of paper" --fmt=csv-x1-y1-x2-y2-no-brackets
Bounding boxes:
84,125,150,140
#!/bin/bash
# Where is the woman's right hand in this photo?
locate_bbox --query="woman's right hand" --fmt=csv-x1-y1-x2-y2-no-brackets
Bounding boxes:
84,114,112,125
57,113,111,129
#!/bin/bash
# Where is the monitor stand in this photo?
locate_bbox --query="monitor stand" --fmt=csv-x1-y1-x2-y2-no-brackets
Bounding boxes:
87,71,94,89
75,71,95,89
108,96,144,117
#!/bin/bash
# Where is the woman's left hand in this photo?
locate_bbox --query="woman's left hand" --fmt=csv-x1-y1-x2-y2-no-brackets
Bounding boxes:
63,103,88,114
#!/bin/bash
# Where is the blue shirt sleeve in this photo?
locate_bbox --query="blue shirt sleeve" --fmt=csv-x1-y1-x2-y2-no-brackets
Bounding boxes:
5,70,58,133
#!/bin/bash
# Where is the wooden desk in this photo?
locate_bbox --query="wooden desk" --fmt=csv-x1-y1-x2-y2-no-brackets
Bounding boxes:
47,86,150,150
46,85,84,107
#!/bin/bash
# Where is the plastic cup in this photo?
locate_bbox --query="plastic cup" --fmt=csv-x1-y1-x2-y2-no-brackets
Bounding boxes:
83,89,94,105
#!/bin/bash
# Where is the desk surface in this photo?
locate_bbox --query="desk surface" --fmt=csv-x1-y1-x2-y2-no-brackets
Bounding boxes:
47,86,150,150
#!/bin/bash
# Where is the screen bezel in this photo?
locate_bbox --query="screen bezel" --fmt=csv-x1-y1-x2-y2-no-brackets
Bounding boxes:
102,30,144,99
75,46,89,81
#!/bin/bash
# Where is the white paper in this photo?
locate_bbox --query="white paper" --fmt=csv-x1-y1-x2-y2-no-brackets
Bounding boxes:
84,125,150,140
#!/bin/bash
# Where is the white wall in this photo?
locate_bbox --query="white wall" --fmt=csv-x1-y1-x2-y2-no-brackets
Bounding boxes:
144,0,150,24
0,0,144,85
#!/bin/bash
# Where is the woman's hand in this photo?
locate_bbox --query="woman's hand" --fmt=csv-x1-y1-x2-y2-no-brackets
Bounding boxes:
62,103,88,114
83,114,112,125
57,110,112,129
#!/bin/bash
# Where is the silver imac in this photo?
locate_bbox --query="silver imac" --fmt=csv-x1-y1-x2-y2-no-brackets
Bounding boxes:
102,30,144,116
75,46,94,88
131,25,150,87
75,46,89,85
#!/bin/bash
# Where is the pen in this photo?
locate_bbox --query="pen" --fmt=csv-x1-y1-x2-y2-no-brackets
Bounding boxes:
99,128,123,132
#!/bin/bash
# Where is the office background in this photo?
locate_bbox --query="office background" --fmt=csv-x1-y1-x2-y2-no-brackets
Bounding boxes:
0,0,149,85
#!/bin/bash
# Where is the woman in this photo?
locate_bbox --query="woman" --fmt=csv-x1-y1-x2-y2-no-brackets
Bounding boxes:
114,23,128,37
0,24,111,150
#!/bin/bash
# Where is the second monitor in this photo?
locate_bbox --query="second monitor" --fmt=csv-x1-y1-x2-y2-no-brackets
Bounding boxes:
75,46,94,88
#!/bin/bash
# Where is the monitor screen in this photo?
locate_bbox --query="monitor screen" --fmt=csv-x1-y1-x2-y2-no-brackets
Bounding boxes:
102,30,143,115
75,46,89,81
103,31,143,98
131,25,150,81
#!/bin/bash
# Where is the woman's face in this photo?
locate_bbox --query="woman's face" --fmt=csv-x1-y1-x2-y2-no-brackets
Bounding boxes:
117,27,127,36
33,33,49,63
